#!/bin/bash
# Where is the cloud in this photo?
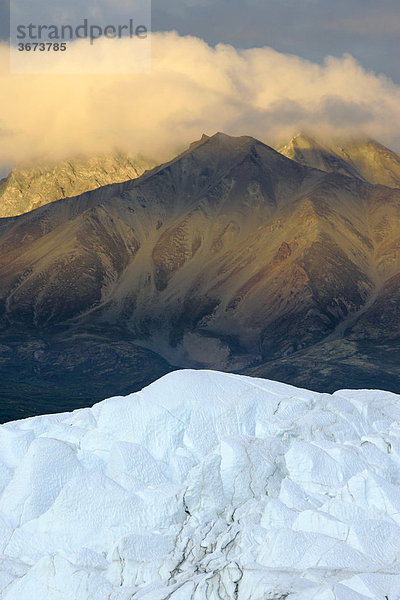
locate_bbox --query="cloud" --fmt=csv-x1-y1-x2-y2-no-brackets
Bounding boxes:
1,31,400,169
151,1,400,83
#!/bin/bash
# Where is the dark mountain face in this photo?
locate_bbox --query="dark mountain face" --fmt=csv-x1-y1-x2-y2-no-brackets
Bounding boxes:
0,132,400,421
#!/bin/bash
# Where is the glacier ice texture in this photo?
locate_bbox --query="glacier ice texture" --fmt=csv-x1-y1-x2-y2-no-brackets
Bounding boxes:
0,369,400,599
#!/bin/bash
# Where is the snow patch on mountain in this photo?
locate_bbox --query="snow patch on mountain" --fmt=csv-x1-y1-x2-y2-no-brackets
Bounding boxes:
0,370,399,599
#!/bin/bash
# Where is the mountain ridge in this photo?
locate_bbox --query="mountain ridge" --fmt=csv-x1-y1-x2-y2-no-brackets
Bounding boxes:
0,152,157,218
0,132,399,419
280,132,400,188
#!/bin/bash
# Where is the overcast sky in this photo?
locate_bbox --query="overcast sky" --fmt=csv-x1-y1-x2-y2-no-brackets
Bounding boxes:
2,0,400,82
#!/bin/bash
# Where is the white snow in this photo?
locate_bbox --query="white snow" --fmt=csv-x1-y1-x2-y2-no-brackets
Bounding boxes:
0,369,399,599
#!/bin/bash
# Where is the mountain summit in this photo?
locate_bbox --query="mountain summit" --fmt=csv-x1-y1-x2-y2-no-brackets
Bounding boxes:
279,133,363,180
280,133,400,187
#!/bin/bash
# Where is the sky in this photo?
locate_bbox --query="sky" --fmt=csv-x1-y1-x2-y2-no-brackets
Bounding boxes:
3,0,400,81
1,0,400,172
153,0,400,84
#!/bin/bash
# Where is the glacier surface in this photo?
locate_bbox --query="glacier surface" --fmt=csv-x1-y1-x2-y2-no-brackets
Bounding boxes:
0,370,400,599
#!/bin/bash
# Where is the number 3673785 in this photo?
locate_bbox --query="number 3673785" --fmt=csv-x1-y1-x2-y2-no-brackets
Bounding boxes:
17,43,67,51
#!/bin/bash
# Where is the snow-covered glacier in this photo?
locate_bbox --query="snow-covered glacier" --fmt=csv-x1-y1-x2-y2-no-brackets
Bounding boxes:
0,370,400,600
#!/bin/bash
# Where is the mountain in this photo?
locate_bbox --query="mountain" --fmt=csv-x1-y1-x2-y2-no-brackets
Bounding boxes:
279,133,364,180
0,369,399,599
335,137,400,187
0,131,400,419
280,133,400,188
0,153,156,217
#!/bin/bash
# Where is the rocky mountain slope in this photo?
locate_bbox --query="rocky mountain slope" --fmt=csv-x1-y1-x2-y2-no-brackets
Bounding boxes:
0,132,399,419
1,369,400,599
0,153,155,217
280,133,400,188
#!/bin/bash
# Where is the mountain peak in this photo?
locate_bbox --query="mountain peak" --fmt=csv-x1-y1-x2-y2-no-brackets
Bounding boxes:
205,131,261,145
173,132,278,171
212,131,231,139
186,131,254,150
280,132,324,155
279,132,366,180
279,132,400,187
203,132,284,158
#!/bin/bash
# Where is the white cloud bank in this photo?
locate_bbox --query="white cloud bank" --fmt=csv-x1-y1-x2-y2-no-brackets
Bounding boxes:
1,31,400,168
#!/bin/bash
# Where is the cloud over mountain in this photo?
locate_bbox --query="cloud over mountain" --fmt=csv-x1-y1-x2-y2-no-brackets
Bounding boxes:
1,31,400,168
